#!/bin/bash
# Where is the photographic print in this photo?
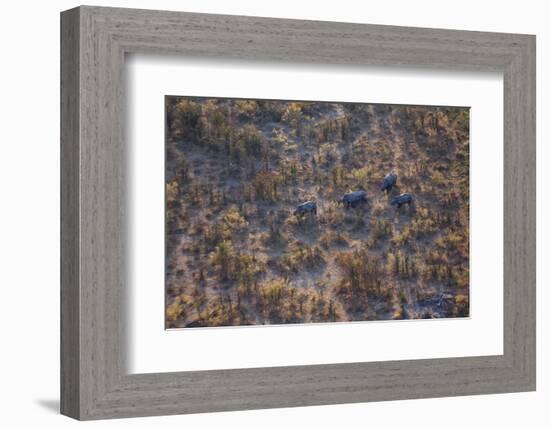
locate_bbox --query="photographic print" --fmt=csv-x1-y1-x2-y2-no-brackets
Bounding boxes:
165,97,470,328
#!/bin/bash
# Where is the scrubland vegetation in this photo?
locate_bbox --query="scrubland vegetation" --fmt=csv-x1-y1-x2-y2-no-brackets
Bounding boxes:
165,96,470,328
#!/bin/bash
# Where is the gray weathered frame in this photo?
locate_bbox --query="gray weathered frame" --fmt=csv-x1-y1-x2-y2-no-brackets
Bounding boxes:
61,5,536,420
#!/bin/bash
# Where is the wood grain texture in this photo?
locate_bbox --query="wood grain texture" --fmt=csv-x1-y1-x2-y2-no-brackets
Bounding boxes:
60,7,80,419
60,5,536,420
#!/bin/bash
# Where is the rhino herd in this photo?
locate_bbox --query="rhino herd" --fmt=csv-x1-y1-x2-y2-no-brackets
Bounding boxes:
293,171,413,217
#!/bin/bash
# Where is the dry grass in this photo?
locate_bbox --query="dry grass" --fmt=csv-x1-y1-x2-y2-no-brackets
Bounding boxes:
165,98,470,328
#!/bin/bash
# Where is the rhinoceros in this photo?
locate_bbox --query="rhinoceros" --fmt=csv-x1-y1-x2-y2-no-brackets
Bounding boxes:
391,193,413,208
381,171,398,192
341,190,367,208
294,201,317,216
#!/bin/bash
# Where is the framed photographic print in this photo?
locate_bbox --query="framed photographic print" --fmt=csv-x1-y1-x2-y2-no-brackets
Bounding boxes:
61,6,536,420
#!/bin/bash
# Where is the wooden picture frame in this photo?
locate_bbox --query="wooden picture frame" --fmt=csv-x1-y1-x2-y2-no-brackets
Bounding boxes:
61,5,536,420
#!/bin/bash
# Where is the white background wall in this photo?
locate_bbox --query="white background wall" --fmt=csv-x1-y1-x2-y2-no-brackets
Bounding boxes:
0,0,547,425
